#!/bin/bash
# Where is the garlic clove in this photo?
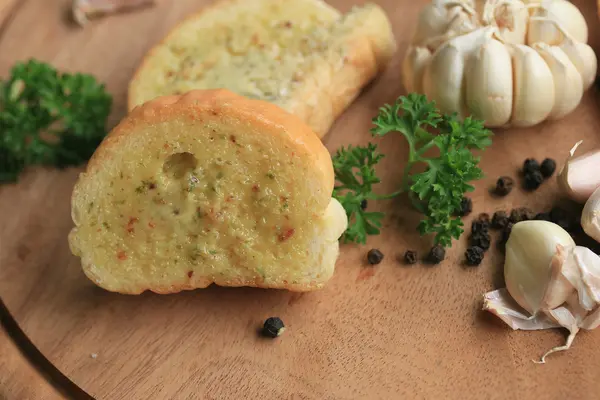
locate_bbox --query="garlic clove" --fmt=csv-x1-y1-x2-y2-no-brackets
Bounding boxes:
564,246,600,310
557,141,600,203
504,220,575,314
581,187,600,243
508,44,555,127
483,288,561,330
527,0,588,46
423,27,495,118
532,43,583,120
402,46,432,93
559,41,598,91
465,38,513,126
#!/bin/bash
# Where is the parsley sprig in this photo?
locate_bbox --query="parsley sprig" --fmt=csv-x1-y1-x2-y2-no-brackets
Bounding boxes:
332,143,400,244
333,93,492,247
0,59,112,183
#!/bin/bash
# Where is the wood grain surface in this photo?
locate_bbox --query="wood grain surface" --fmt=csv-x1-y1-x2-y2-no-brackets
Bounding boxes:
2,0,600,399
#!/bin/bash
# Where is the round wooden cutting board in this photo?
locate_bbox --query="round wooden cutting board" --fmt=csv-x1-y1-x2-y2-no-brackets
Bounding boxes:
2,0,600,398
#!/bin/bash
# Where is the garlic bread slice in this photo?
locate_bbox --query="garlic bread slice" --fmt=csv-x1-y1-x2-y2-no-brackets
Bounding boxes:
128,0,396,138
69,89,347,294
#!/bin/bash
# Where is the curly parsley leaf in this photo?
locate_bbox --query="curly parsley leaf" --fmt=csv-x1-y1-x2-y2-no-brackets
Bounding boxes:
372,94,492,247
331,143,397,244
0,59,112,183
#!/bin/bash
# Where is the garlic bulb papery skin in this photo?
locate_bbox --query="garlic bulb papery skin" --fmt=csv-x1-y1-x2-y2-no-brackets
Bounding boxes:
404,0,596,128
527,0,588,46
483,220,600,363
581,187,600,243
557,141,600,203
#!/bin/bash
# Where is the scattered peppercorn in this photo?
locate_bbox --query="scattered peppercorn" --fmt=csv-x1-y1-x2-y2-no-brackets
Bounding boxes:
499,222,514,249
523,158,540,175
367,249,384,265
262,317,285,338
534,212,551,221
523,170,544,191
476,213,491,225
456,196,473,216
471,220,489,235
360,199,368,210
510,207,534,223
540,158,556,178
491,210,509,230
495,176,514,196
427,245,445,264
549,206,577,232
404,250,418,265
470,230,491,251
465,246,484,266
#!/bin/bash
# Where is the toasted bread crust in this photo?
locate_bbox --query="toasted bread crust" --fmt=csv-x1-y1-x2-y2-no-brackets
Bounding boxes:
127,0,396,138
70,89,343,294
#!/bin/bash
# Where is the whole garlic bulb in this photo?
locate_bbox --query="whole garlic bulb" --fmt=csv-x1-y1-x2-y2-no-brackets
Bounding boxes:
403,0,597,128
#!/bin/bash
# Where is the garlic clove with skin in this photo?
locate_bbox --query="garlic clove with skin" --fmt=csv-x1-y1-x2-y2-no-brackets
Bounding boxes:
581,186,600,243
557,141,600,203
412,0,477,46
465,37,513,126
402,46,432,93
508,44,555,127
484,220,600,363
532,43,583,120
527,0,588,46
559,41,598,91
504,220,575,315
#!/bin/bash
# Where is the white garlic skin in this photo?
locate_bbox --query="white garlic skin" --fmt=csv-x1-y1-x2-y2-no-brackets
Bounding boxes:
581,187,600,243
403,0,596,128
557,142,600,204
527,0,588,46
504,220,575,315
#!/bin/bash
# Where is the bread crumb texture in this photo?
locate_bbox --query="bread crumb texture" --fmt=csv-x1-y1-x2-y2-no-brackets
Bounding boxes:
128,0,396,137
69,90,347,294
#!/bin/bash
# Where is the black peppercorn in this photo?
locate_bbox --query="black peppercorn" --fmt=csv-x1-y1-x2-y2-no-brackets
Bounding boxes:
456,196,473,217
367,249,384,265
540,158,556,178
499,222,514,249
523,170,544,190
491,210,509,230
471,220,489,235
495,176,514,196
549,206,576,232
534,212,551,221
360,199,368,210
470,231,491,251
510,207,535,223
465,246,484,266
427,245,445,264
404,250,418,265
262,317,285,338
523,158,540,175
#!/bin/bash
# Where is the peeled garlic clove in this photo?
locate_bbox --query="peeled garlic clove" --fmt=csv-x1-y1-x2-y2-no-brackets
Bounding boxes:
581,187,600,243
557,141,600,203
465,38,512,126
508,44,555,127
559,41,598,91
402,46,432,93
532,43,583,120
527,0,588,46
423,27,495,118
504,220,575,315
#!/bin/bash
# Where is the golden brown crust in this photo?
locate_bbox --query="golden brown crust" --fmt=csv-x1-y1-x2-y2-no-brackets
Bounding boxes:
91,89,333,188
127,0,397,138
